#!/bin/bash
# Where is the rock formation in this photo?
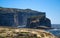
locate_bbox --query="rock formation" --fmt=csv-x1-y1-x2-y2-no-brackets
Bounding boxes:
0,27,57,38
0,7,51,28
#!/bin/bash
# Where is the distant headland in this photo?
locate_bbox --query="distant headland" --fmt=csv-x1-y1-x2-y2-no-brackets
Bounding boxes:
0,7,51,29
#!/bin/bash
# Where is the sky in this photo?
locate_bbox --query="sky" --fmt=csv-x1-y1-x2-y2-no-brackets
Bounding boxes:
0,0,60,24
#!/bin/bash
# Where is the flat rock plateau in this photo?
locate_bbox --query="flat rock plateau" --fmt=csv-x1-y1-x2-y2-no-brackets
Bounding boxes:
0,27,57,38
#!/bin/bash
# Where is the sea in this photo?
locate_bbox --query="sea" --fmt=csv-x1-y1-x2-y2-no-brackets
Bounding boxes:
46,24,60,37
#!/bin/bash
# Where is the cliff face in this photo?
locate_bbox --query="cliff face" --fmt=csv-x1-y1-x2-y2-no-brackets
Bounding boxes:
0,7,51,28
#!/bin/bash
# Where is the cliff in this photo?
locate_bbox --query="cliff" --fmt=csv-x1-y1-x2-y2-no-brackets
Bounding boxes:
0,7,51,28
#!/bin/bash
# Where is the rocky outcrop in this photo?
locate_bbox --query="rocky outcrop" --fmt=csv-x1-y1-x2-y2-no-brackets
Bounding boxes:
0,7,51,28
0,27,57,38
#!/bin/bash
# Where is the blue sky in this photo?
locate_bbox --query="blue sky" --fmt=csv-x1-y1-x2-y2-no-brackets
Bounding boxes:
0,0,60,24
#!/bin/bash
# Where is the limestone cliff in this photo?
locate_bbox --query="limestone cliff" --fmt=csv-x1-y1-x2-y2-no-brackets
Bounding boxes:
0,7,51,28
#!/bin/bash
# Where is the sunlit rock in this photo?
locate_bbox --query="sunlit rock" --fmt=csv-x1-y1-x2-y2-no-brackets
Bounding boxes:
0,27,57,38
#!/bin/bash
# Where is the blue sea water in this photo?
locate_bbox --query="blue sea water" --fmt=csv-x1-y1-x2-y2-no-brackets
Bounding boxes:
46,24,60,36
47,29,60,36
52,24,60,29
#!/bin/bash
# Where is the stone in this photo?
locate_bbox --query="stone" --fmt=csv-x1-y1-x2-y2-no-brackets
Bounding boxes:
0,27,57,38
0,7,51,28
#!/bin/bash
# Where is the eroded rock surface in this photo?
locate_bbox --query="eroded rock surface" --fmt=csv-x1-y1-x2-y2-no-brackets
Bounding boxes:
0,27,57,38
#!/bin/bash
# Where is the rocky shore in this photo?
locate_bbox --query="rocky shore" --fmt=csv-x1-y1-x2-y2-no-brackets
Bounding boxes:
0,27,57,38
